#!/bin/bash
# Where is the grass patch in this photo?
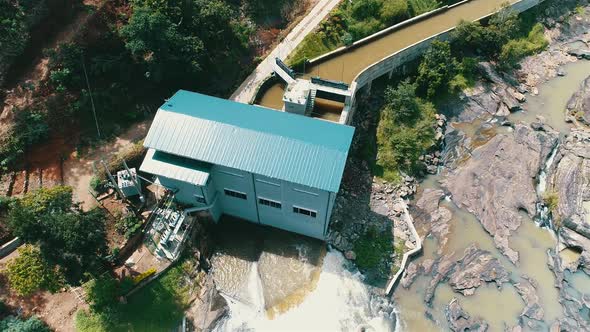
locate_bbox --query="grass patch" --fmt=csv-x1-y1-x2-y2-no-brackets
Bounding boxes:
75,262,194,332
354,226,393,278
288,0,443,68
408,0,439,16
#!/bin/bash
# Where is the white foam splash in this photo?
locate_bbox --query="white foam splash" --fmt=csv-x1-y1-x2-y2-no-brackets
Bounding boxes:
214,250,396,331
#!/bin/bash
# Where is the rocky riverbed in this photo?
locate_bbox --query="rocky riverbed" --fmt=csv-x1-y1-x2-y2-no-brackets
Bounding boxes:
396,1,590,331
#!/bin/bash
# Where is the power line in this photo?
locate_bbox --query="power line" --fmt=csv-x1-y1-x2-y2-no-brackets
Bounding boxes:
81,55,101,139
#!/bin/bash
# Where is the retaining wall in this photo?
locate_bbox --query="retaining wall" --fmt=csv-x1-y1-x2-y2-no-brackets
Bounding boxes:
0,237,21,258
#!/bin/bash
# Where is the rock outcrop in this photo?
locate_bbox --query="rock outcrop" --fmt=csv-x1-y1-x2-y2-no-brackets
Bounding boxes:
444,124,559,263
424,244,510,304
567,76,590,126
445,298,488,332
547,126,590,273
514,277,545,321
411,189,452,252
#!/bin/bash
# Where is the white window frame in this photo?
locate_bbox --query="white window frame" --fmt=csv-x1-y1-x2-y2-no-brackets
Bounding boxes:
194,194,206,204
258,197,282,209
224,188,248,200
293,205,317,218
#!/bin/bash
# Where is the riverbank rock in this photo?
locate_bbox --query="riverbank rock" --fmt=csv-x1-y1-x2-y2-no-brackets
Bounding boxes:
445,298,488,332
547,128,590,273
411,189,452,252
514,277,545,321
424,244,509,304
447,245,510,296
444,124,559,264
186,274,229,331
566,76,590,126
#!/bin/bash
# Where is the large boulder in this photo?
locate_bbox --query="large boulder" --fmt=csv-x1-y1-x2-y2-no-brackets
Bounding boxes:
548,129,590,271
445,297,488,332
444,124,559,263
566,76,590,126
424,244,510,304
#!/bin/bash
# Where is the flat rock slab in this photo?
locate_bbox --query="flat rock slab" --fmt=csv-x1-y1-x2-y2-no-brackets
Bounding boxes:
444,124,559,264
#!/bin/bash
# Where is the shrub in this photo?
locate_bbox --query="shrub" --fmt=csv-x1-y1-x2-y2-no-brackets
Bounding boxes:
0,108,49,170
0,315,50,332
353,227,393,277
543,191,559,214
408,0,439,16
115,215,142,239
380,0,408,24
499,23,547,68
417,40,457,98
132,268,157,284
5,245,63,296
90,176,105,193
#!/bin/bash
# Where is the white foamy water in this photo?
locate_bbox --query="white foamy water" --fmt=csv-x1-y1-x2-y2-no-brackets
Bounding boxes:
213,250,396,332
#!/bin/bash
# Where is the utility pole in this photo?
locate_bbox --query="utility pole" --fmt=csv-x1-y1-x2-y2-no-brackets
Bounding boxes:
81,55,101,139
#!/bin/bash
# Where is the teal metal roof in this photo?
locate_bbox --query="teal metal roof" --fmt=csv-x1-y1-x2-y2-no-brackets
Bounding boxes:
140,148,210,186
143,90,355,192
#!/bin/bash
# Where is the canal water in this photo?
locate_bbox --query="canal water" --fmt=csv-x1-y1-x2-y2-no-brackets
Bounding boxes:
395,59,590,331
258,0,518,110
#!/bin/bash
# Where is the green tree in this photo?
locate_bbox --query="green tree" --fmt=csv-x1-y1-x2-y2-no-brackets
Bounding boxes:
0,316,50,332
417,40,457,98
84,275,119,312
382,79,421,123
5,245,63,296
8,187,107,281
453,7,519,58
376,81,436,179
120,6,204,83
0,0,29,61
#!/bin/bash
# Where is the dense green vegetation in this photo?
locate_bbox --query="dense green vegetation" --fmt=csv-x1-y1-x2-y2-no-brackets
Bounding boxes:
353,226,393,278
0,0,303,170
6,186,107,283
374,6,549,182
5,245,63,296
453,8,548,69
376,80,436,181
76,260,199,332
0,315,50,332
288,0,464,68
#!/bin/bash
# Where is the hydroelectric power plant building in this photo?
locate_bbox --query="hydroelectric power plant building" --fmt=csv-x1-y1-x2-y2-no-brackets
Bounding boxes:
140,89,354,240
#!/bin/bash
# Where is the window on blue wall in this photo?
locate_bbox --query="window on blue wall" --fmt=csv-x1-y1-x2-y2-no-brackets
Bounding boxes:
224,189,247,200
194,195,206,204
293,206,317,218
258,197,282,209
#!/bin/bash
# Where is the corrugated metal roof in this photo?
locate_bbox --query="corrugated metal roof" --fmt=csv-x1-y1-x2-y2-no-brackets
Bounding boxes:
140,148,210,186
143,90,355,193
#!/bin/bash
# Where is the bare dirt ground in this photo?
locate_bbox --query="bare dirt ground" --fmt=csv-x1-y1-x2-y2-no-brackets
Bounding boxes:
0,251,84,332
63,119,150,210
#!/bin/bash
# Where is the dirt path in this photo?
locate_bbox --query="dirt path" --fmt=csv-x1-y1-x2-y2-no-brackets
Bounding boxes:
230,0,341,104
0,250,83,332
63,119,151,210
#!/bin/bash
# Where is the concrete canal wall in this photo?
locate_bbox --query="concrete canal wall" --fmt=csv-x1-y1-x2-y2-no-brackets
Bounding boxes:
342,0,545,125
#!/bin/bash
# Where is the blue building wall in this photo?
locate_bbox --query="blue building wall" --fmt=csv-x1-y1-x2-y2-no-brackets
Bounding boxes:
152,163,334,240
